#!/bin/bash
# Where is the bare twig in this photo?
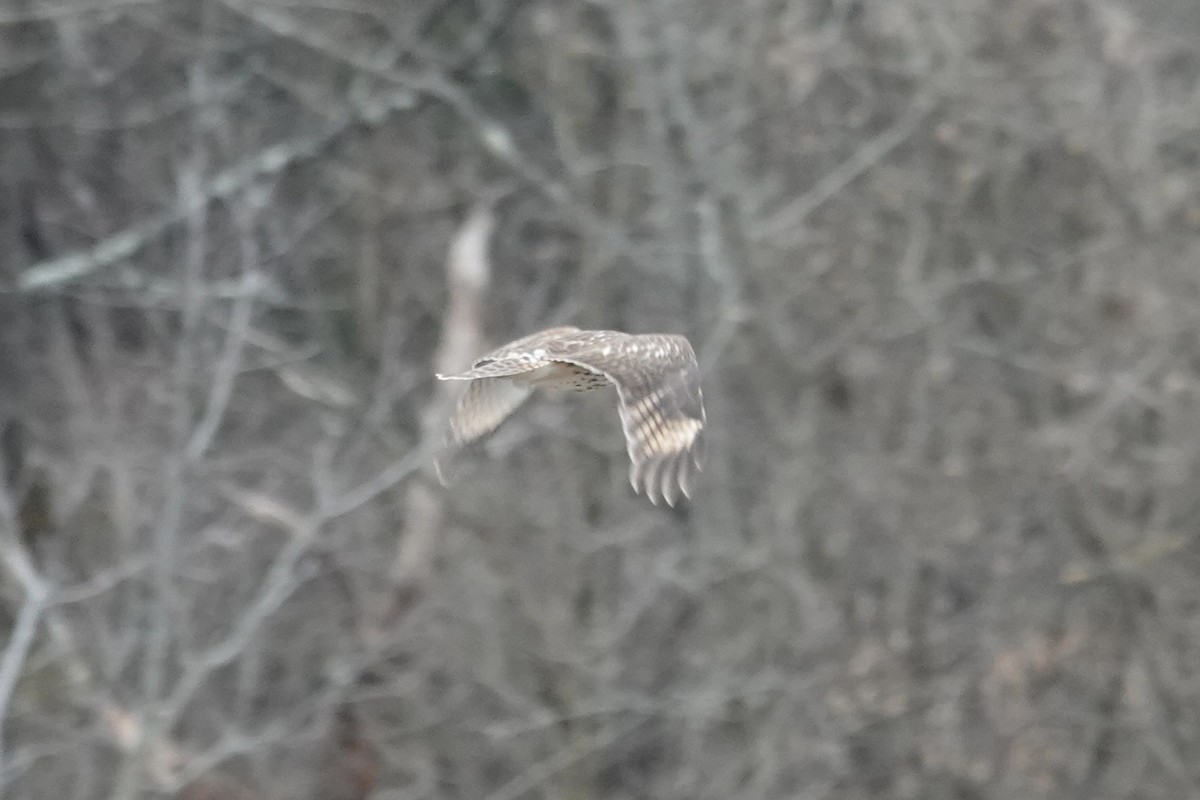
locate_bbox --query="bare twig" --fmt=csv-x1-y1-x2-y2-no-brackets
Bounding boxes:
751,95,937,244
0,586,48,773
0,482,51,774
17,99,411,292
0,0,157,24
482,719,645,800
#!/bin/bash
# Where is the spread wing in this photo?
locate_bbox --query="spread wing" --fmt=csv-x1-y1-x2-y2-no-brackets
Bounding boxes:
434,327,581,483
434,373,535,486
547,332,705,506
444,378,533,446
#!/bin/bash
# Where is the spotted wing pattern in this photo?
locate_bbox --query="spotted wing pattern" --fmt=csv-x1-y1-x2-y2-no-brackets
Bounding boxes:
544,331,705,506
435,326,581,383
435,328,584,446
436,327,705,506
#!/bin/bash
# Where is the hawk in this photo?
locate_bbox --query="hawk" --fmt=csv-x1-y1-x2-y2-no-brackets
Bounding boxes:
436,326,706,506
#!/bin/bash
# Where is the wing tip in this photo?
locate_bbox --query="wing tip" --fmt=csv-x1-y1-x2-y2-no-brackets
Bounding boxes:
648,460,667,503
630,451,700,508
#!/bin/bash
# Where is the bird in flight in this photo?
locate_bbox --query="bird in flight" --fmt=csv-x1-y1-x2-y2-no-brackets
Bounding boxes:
436,326,705,506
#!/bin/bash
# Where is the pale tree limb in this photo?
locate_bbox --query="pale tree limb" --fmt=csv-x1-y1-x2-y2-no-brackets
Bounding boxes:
0,571,49,779
365,199,497,634
0,478,51,778
397,200,496,581
432,201,497,389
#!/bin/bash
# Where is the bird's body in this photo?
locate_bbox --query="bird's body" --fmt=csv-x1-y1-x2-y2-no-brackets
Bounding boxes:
521,361,612,391
436,326,705,506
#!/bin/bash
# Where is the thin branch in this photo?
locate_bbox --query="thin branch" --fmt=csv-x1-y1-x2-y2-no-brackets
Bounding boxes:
0,585,49,774
0,0,156,24
326,447,433,521
183,271,262,462
159,517,319,725
751,95,938,243
0,480,51,774
16,97,410,292
482,718,645,800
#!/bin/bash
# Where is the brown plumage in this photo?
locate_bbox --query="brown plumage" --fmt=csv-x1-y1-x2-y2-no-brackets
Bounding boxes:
436,326,706,506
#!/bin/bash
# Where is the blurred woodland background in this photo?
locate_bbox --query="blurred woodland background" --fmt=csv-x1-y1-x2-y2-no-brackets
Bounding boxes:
3,0,1200,798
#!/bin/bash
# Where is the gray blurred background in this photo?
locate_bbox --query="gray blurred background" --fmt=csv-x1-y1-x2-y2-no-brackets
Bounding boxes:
3,1,1200,798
